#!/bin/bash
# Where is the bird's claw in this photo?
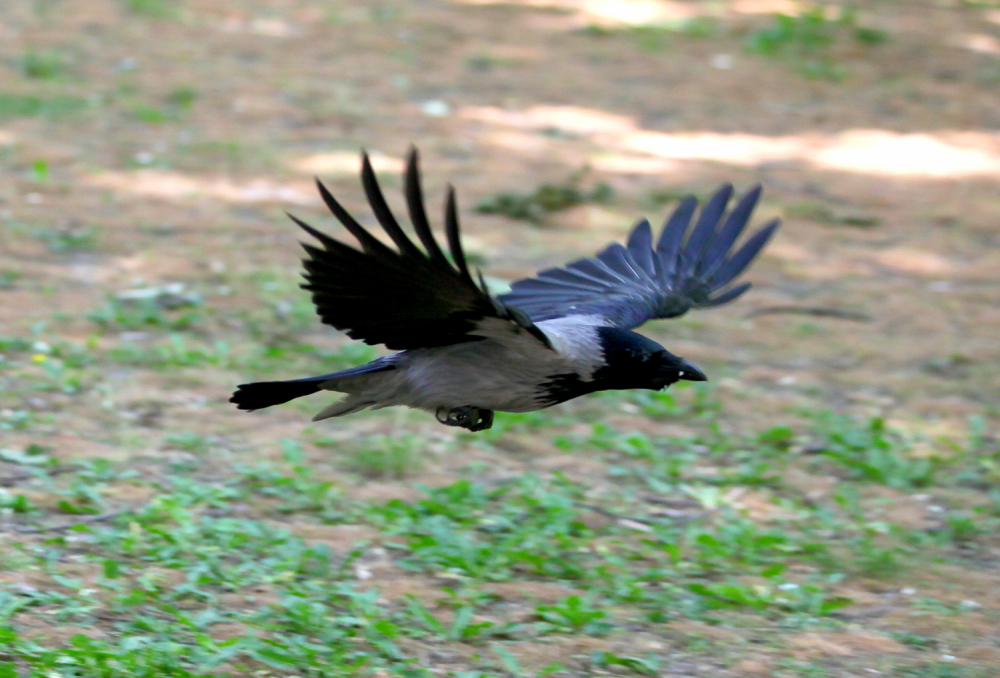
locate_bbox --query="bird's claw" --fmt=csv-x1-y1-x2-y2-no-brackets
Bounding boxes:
435,406,495,432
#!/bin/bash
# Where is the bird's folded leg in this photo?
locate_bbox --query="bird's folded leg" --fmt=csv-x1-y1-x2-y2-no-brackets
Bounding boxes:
435,406,495,432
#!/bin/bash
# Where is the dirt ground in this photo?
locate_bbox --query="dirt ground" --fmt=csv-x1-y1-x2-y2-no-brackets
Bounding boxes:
0,0,999,676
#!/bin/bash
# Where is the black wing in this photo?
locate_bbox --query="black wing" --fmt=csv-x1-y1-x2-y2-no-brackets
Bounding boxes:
294,148,549,351
499,184,780,330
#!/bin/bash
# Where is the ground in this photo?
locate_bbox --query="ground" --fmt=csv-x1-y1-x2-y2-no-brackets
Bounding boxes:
0,0,999,676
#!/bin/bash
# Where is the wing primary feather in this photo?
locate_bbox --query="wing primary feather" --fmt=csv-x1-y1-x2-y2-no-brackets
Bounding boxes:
313,179,392,256
626,219,655,275
505,292,591,305
476,269,493,299
360,151,423,258
290,215,370,266
657,196,697,252
683,183,732,266
444,185,474,284
513,279,603,295
597,243,646,283
703,282,751,306
289,213,338,251
403,146,449,267
535,268,609,290
568,256,634,286
709,218,780,288
543,260,620,287
656,195,697,280
700,184,762,277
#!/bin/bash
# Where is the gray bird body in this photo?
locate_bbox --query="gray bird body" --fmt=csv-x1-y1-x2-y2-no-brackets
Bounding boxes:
309,315,607,420
230,148,779,431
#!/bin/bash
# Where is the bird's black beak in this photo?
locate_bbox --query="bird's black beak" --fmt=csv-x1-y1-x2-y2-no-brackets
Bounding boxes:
676,360,707,382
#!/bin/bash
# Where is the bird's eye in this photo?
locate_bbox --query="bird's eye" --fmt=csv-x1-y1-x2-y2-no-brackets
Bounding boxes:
678,370,685,377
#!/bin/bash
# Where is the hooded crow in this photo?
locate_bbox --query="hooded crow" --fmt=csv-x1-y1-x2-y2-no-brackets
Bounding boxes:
230,148,780,431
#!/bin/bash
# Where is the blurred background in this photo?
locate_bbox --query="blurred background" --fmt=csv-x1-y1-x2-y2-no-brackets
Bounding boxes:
0,0,999,675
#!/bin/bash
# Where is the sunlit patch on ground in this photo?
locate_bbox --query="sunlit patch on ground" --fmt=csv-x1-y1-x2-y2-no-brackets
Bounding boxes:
730,0,800,14
211,16,305,37
955,32,1000,55
82,170,317,204
456,0,700,27
289,150,405,176
463,104,1000,178
813,130,1000,178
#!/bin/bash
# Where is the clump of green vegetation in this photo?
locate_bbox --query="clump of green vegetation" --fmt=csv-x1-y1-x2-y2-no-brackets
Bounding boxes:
128,89,197,123
646,187,701,209
19,50,69,80
109,334,231,368
0,270,21,289
787,200,880,228
341,435,425,479
0,93,89,119
476,169,615,224
31,159,49,183
121,0,181,19
32,224,98,253
131,104,169,123
582,16,718,52
87,286,202,332
163,431,211,454
166,86,197,110
535,594,612,635
464,53,515,71
811,414,940,489
746,5,886,80
592,651,659,676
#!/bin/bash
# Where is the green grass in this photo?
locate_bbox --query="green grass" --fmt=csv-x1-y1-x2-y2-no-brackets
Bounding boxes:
535,594,612,635
166,86,198,110
163,431,212,454
0,270,21,290
0,328,996,674
19,51,70,81
108,335,232,369
787,199,881,228
31,225,99,253
581,16,719,52
131,104,173,123
122,0,182,19
0,93,89,119
746,6,887,81
87,290,203,332
476,169,614,224
809,414,941,488
337,435,426,480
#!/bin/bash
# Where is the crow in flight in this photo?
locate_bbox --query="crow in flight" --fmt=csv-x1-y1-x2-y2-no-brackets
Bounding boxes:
231,149,779,431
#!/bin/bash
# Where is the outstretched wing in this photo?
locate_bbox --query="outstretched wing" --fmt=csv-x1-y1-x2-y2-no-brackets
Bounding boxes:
296,148,549,351
499,184,780,330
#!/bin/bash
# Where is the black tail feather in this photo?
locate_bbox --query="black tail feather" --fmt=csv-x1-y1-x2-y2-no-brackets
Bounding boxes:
230,359,397,412
230,379,324,411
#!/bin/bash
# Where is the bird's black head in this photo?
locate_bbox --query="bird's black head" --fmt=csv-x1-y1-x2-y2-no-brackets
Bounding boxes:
593,327,706,392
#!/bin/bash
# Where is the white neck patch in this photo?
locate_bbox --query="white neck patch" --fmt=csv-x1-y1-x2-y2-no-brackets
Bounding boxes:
536,314,609,379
